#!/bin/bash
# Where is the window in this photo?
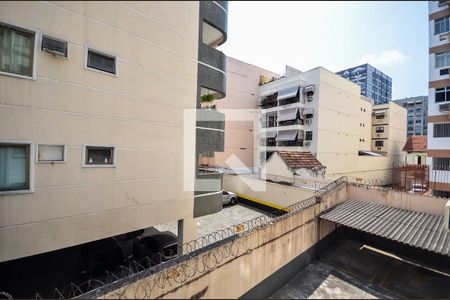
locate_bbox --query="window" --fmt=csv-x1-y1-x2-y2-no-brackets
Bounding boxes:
305,131,313,141
408,120,413,125
37,144,65,162
0,143,32,192
433,157,450,171
0,23,35,77
86,49,116,74
375,114,385,119
415,119,422,123
435,52,450,68
408,126,414,131
440,68,449,76
433,123,450,137
435,16,450,35
375,141,384,147
375,126,384,133
435,86,450,103
83,145,115,167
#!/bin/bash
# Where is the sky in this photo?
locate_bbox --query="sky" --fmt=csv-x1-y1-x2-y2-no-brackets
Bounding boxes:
218,1,428,100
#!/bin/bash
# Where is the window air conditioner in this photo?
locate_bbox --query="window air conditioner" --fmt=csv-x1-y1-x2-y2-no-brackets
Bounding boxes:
307,96,313,102
41,35,68,57
439,103,450,112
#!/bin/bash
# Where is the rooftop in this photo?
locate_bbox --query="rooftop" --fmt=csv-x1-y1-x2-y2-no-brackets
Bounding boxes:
277,150,324,169
403,135,427,152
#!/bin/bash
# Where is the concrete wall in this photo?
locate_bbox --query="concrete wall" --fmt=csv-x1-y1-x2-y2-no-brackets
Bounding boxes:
0,1,199,262
100,183,349,299
348,183,448,216
260,152,293,179
223,174,315,208
214,57,279,170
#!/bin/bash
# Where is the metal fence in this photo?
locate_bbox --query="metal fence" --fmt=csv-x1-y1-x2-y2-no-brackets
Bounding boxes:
1,177,348,299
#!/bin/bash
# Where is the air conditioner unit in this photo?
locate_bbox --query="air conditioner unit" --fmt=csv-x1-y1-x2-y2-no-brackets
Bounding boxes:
439,103,450,112
304,141,311,146
305,119,313,125
307,96,313,102
41,35,68,57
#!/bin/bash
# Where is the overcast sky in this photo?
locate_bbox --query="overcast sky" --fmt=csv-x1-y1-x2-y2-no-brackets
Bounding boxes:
219,1,428,100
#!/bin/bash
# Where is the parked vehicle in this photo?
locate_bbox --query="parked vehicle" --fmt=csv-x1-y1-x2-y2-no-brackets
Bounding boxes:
132,228,178,266
222,190,237,205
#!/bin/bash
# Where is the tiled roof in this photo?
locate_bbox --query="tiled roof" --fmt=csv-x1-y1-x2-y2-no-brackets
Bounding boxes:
320,200,450,257
277,151,324,169
403,135,427,152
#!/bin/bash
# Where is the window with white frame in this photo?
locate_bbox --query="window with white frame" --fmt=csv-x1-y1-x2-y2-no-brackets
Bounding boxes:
435,16,450,35
86,49,116,75
435,86,450,103
37,144,65,162
84,145,115,166
0,23,35,77
375,126,384,133
0,143,31,192
435,52,450,68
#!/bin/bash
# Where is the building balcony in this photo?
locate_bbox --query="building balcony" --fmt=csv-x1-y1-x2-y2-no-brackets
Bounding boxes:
200,1,228,48
278,139,304,147
279,119,303,127
193,168,224,218
196,109,225,153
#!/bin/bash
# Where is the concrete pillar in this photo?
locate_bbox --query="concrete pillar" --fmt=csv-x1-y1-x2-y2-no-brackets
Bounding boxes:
177,218,197,254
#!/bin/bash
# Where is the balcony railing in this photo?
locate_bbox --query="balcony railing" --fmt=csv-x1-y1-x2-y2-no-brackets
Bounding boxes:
279,119,303,127
278,139,304,147
278,97,300,107
262,121,277,128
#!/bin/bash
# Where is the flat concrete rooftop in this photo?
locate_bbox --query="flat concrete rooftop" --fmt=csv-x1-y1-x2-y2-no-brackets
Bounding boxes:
270,239,450,299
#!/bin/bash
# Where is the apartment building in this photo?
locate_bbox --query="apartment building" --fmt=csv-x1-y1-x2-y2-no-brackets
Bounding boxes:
336,63,392,104
202,57,279,172
258,65,406,183
428,0,450,198
0,0,228,264
393,96,428,136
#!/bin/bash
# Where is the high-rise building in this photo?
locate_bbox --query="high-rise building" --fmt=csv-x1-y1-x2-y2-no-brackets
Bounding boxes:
0,1,228,265
336,63,392,104
428,0,450,198
257,65,406,183
393,96,428,136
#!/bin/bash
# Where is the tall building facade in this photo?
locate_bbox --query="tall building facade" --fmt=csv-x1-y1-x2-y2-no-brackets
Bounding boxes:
336,63,392,104
0,1,228,265
257,66,406,183
393,96,428,136
428,0,450,198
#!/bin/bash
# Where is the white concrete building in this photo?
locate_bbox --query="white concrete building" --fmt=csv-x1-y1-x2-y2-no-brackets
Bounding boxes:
257,66,406,183
428,0,450,197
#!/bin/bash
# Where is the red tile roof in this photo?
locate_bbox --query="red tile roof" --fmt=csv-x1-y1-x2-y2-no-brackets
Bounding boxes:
403,135,427,152
276,151,324,169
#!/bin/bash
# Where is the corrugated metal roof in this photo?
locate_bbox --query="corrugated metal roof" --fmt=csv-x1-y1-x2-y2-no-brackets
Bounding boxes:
320,200,450,256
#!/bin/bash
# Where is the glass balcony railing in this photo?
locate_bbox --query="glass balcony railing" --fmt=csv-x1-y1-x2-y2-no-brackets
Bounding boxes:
279,119,303,127
278,139,304,147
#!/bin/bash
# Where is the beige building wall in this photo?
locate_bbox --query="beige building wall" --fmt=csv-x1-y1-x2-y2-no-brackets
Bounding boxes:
213,57,279,171
0,1,199,262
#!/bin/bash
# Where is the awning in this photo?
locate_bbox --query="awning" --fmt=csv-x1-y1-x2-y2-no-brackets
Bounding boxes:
320,200,450,257
303,85,315,94
277,107,299,121
260,131,277,138
276,130,298,141
277,86,299,101
373,110,386,116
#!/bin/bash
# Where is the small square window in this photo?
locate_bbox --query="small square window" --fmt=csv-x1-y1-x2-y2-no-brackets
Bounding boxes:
37,144,65,162
376,126,384,133
84,145,115,167
305,131,313,141
375,141,384,147
86,49,116,75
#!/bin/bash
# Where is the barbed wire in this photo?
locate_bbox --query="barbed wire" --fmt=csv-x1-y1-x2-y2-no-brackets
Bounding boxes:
2,177,348,299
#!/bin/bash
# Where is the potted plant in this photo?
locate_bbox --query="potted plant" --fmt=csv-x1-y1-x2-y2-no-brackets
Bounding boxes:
201,93,215,109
